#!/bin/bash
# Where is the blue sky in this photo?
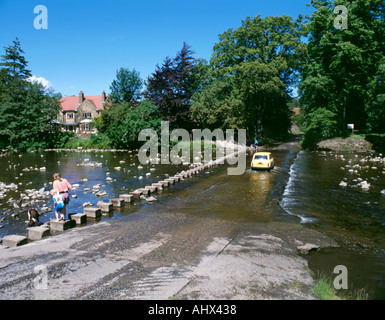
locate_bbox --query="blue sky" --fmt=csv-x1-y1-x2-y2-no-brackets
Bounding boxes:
0,0,313,97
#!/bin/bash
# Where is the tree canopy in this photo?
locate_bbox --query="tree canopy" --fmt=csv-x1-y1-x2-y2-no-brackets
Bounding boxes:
109,67,143,104
0,38,60,149
299,0,385,147
1,0,384,150
191,15,306,139
145,42,198,130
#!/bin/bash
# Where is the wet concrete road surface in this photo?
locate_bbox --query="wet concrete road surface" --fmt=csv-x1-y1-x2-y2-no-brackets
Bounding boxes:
0,187,336,300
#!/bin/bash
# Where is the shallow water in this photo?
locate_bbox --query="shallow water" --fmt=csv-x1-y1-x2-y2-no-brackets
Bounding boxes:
280,150,385,299
1,148,385,298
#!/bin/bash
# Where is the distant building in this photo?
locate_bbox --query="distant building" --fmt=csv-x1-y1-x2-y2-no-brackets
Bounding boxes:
57,91,107,133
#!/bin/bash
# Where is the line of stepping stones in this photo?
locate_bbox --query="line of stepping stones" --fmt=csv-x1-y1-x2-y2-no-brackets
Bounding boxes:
0,155,238,248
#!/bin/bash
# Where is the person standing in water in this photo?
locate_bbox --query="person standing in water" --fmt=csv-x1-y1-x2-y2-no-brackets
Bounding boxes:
52,173,72,219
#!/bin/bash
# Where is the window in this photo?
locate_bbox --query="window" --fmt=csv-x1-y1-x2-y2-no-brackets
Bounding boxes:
67,112,74,119
82,112,92,119
254,155,268,160
80,124,90,131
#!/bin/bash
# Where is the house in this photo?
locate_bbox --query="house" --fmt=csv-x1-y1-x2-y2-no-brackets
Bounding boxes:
57,91,107,133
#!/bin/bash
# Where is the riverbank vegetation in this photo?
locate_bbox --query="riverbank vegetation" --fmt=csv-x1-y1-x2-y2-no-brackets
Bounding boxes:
299,0,385,149
0,0,384,151
311,274,369,300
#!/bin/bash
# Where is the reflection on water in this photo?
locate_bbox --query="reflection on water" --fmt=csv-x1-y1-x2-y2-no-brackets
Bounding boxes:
0,150,194,237
1,148,385,298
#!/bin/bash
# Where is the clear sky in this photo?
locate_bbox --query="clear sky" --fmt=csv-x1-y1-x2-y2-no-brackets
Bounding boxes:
0,0,313,97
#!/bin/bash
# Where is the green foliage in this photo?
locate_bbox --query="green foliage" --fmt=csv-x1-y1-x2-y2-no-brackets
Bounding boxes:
109,67,143,104
301,108,337,149
300,0,385,141
311,274,369,300
191,15,305,139
145,42,198,130
96,100,162,149
366,57,385,133
0,38,60,150
62,133,111,149
365,134,385,153
0,37,31,82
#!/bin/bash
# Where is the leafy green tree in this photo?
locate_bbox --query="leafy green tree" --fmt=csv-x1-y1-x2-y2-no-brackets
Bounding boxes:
192,15,305,139
109,67,143,104
301,107,337,149
300,0,385,138
96,100,162,149
367,58,385,133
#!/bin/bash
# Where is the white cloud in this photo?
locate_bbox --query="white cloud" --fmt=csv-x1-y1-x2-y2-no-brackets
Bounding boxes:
27,75,52,89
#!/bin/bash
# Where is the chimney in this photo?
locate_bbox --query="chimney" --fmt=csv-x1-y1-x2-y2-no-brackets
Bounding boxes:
102,90,107,103
79,91,84,104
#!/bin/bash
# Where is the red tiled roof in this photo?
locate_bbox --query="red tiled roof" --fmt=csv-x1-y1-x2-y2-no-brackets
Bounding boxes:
59,94,107,111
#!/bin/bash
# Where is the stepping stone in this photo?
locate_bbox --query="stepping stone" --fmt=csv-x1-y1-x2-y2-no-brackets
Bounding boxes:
109,198,125,207
2,235,28,247
130,190,142,199
119,194,134,203
152,183,163,190
69,213,87,225
164,178,175,185
50,220,73,232
84,207,102,218
97,202,113,212
28,226,50,241
159,180,170,187
144,185,157,193
138,188,150,195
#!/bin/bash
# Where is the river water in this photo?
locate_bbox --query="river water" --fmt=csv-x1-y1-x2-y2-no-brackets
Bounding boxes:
0,148,384,299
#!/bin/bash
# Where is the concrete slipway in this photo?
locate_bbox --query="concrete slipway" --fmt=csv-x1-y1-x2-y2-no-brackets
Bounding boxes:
0,190,336,300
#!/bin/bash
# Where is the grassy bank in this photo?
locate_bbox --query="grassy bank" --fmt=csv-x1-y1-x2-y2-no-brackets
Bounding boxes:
310,274,369,300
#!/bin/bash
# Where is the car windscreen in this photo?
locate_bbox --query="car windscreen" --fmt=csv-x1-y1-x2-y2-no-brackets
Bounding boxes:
254,155,268,160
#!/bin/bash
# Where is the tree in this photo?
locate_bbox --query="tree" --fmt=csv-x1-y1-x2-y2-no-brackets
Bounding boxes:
191,15,306,139
109,67,143,104
0,39,59,149
96,100,162,149
0,37,31,83
301,107,337,149
367,58,385,133
300,0,385,138
145,42,198,130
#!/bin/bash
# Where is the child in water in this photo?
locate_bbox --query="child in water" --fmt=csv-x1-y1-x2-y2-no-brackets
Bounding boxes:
50,189,65,221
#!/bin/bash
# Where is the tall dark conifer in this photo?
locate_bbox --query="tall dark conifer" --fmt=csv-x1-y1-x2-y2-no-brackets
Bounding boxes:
0,37,31,83
0,38,59,149
145,42,197,130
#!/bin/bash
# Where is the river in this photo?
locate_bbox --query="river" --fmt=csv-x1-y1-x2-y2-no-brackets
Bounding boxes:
0,147,384,299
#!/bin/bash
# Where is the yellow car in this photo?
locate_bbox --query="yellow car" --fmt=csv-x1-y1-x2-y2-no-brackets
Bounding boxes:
251,152,275,171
